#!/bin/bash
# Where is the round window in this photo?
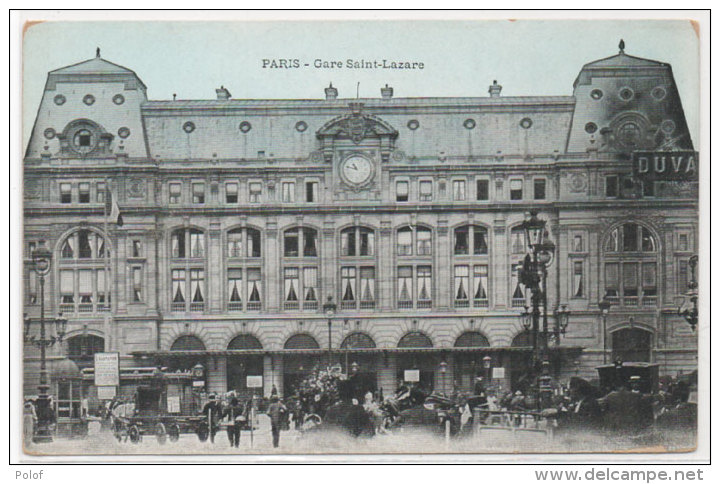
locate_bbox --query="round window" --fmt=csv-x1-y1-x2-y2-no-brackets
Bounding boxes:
590,89,604,100
661,119,676,135
295,121,308,133
407,119,420,131
182,121,195,133
585,122,598,134
112,94,125,105
54,94,66,106
83,94,96,106
463,118,476,130
43,128,56,139
72,129,95,153
118,127,131,139
520,118,533,129
239,121,252,133
651,86,667,101
617,121,641,148
618,87,634,101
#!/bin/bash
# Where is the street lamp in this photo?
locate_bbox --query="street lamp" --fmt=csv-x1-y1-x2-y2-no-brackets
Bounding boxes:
439,360,448,395
323,296,337,368
677,255,699,331
553,304,571,345
24,247,68,443
598,296,612,364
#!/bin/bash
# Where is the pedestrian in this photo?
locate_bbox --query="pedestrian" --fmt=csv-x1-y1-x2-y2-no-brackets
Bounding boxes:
201,393,222,443
23,399,37,447
267,395,287,448
271,385,278,398
223,397,246,448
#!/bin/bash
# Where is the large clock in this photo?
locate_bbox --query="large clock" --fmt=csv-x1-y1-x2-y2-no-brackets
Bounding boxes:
340,154,374,186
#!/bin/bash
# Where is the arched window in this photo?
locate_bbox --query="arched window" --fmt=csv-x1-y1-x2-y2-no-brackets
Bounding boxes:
226,227,262,312
453,225,490,309
397,226,433,309
511,332,532,347
454,331,491,393
397,332,433,348
284,333,320,350
283,227,319,311
396,226,432,256
171,228,206,312
603,223,659,307
340,227,376,310
170,335,206,351
341,332,376,349
226,334,263,397
611,327,652,363
454,331,490,348
227,334,263,350
57,229,111,314
66,334,105,366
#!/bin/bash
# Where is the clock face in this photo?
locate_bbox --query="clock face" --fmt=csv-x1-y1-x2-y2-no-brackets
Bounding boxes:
341,155,374,186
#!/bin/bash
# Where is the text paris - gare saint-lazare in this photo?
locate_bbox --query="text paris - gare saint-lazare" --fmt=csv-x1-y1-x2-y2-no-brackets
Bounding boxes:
262,58,425,69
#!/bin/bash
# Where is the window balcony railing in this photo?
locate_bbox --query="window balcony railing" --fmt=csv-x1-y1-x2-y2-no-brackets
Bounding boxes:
512,298,526,308
359,300,375,310
228,301,243,311
189,302,205,312
454,300,470,308
59,303,75,313
398,300,413,309
78,303,93,313
473,299,489,308
304,300,319,311
171,302,185,312
341,300,357,311
642,296,657,306
246,301,262,311
623,296,639,307
284,301,300,311
417,300,432,309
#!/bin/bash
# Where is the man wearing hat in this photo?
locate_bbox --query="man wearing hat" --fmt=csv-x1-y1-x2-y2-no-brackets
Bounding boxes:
267,395,287,448
201,393,222,443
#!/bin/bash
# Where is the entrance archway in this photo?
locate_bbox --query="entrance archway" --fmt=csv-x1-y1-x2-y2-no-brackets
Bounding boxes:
226,334,263,398
283,334,320,395
340,332,377,398
612,327,652,363
453,331,490,393
396,332,435,392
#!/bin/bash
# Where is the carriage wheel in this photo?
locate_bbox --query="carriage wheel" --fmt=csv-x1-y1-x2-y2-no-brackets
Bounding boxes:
168,423,180,442
128,425,141,444
155,423,167,445
196,423,209,442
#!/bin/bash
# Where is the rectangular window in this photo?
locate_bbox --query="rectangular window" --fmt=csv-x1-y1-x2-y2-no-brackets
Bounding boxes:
642,262,657,304
604,262,619,301
302,228,317,257
248,229,261,258
249,182,262,203
419,181,433,201
27,270,37,305
454,227,469,255
473,227,488,255
247,268,262,309
190,232,205,258
189,269,205,310
303,267,318,305
96,182,106,203
359,267,375,307
192,183,205,204
169,183,182,204
397,266,413,307
454,265,470,306
476,179,489,201
473,265,489,306
606,175,619,198
572,261,584,298
306,181,318,202
573,235,584,252
227,269,243,310
284,267,300,303
225,182,238,203
396,180,409,202
96,269,108,307
678,233,689,252
228,231,242,258
60,270,75,308
533,179,546,200
60,183,72,204
78,269,93,311
510,179,523,200
677,259,689,294
79,183,90,203
397,229,413,256
511,264,525,307
341,267,357,304
417,266,432,307
417,229,432,256
132,267,143,302
453,180,466,201
622,262,639,304
132,240,142,258
282,182,296,202
171,270,186,309
623,224,639,252
284,229,299,257
511,229,526,254
359,229,374,256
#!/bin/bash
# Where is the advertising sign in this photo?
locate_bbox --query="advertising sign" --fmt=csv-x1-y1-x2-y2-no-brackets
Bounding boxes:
404,369,420,382
94,352,120,387
492,367,506,379
96,385,116,400
246,375,263,388
167,396,180,413
632,151,698,181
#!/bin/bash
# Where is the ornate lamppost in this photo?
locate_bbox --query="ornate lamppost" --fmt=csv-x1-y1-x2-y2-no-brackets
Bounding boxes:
24,247,68,443
598,296,612,364
552,304,571,345
323,296,337,368
677,255,699,331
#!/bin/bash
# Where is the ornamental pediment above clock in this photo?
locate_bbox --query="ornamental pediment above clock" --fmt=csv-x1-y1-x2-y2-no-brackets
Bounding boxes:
316,104,398,145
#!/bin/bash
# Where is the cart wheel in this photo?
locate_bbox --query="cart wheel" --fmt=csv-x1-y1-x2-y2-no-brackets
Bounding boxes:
168,423,180,442
197,423,209,442
155,423,167,445
128,425,141,444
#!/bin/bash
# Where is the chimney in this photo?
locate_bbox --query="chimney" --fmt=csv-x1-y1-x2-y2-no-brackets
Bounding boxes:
488,80,502,98
381,84,394,99
215,85,231,100
325,83,338,100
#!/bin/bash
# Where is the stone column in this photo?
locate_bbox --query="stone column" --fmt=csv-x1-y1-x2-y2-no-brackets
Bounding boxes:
265,218,279,311
493,218,508,309
207,357,227,395
436,220,450,310
322,220,335,303
208,221,222,313
378,352,397,396
378,221,393,311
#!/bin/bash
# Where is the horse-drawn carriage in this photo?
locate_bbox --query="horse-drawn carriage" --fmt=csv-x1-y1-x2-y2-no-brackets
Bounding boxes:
110,385,209,444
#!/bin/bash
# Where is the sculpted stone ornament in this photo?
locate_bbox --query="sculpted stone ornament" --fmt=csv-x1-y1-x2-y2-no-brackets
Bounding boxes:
569,173,588,193
127,178,146,198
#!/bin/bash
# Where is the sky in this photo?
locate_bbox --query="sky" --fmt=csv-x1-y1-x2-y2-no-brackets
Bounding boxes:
22,19,700,145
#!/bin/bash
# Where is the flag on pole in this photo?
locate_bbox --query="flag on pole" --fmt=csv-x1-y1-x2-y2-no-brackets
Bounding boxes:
105,185,124,226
